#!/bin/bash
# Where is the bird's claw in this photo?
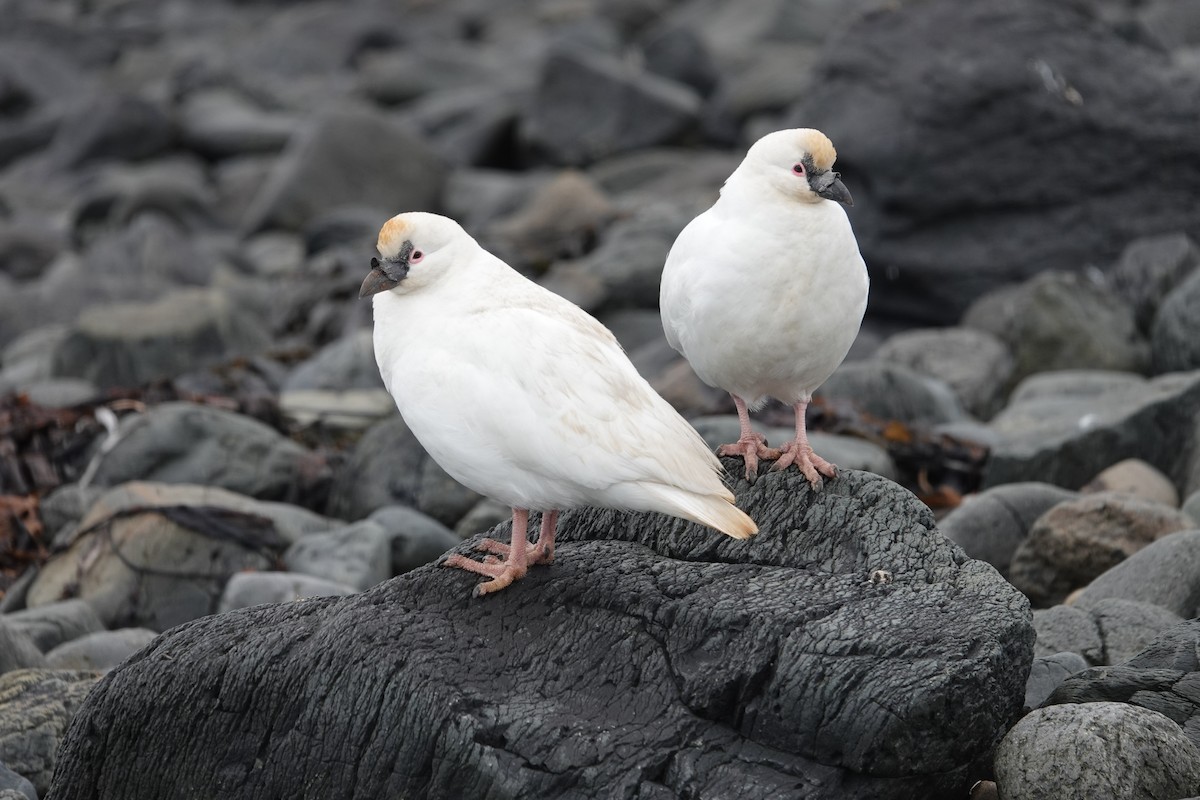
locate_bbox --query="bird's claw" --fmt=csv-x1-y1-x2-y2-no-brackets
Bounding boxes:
443,553,527,596
771,441,837,489
717,433,780,483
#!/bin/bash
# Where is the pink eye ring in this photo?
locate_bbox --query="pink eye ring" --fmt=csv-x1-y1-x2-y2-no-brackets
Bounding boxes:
410,249,424,263
792,163,806,176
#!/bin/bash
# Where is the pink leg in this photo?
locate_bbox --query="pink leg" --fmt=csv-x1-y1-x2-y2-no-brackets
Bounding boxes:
474,510,558,566
442,508,531,596
771,398,837,488
716,394,781,482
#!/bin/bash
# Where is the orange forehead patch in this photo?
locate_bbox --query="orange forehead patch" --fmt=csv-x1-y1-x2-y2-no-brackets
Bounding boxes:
377,216,410,253
797,129,837,172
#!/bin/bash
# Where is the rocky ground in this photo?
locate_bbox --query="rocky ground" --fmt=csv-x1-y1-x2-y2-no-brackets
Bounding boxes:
1,0,1200,798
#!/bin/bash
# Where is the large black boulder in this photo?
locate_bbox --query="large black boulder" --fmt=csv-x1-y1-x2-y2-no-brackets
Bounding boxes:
789,0,1200,323
47,466,1033,800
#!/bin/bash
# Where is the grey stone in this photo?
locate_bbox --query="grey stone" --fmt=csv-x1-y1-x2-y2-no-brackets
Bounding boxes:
240,231,305,278
1033,605,1103,665
1140,0,1200,49
284,521,391,591
1091,598,1185,665
1024,651,1089,710
1108,232,1200,331
873,327,1014,419
0,326,70,395
1010,493,1195,607
368,505,461,573
486,170,617,271
44,629,158,673
178,89,296,158
1154,269,1200,373
596,308,670,355
1082,458,1180,507
1186,491,1200,523
244,109,447,234
46,467,1033,799
400,85,524,168
218,572,357,614
994,702,1200,800
279,389,396,431
283,331,382,392
48,93,172,168
818,362,967,427
453,499,512,539
3,601,104,654
1074,529,1200,618
940,483,1078,579
25,497,289,632
0,760,36,800
83,404,331,508
963,272,1149,385
640,23,719,97
985,370,1200,490
50,288,270,389
0,670,100,797
522,47,701,166
0,219,61,283
327,414,482,527
18,379,99,410
443,169,546,233
787,0,1200,323
37,485,104,545
0,623,45,676
586,147,736,206
1047,619,1200,746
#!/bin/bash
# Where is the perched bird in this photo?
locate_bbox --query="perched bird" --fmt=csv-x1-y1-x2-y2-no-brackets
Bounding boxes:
361,212,757,596
660,128,868,487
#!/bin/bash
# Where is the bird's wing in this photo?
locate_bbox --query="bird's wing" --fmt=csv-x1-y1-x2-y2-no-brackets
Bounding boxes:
419,295,728,501
659,212,715,355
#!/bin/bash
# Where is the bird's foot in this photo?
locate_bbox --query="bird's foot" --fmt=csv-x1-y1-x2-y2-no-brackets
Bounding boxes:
441,553,528,596
717,433,781,483
474,537,554,566
771,440,837,489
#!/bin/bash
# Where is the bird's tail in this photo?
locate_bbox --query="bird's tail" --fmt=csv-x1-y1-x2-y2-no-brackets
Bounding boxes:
617,482,758,540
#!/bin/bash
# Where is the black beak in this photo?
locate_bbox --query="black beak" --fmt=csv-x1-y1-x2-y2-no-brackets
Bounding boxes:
812,171,854,206
359,256,409,298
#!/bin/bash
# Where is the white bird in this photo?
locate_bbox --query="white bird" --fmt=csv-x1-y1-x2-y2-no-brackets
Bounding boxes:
660,128,868,487
361,212,757,596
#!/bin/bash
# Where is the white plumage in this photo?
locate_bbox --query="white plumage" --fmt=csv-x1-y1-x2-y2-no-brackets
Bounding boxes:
660,128,869,486
362,212,756,596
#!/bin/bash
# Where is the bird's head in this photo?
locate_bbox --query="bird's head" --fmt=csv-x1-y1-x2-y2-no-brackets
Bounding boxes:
359,212,471,298
734,128,853,207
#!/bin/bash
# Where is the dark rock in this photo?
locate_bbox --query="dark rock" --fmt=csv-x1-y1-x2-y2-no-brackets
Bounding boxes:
82,404,331,508
719,43,822,120
1082,458,1180,507
283,521,391,591
521,47,701,166
585,147,736,206
68,162,219,248
218,572,357,613
985,370,1200,490
0,761,36,800
243,109,447,234
1009,493,1194,607
44,630,159,673
366,505,461,574
19,379,99,410
1153,270,1200,373
596,308,670,354
873,327,1014,419
47,468,1033,799
327,413,482,527
3,601,104,653
940,483,1077,579
962,272,1149,385
1046,619,1200,747
0,220,61,283
400,85,524,168
443,168,546,233
640,23,720,97
1140,0,1200,49
453,498,512,538
993,702,1200,800
0,622,45,675
1073,529,1200,618
1033,605,1103,665
788,0,1200,323
0,670,100,797
1024,651,1088,710
1186,491,1200,523
818,362,967,427
1107,232,1200,332
50,288,271,389
48,93,173,168
240,231,305,277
